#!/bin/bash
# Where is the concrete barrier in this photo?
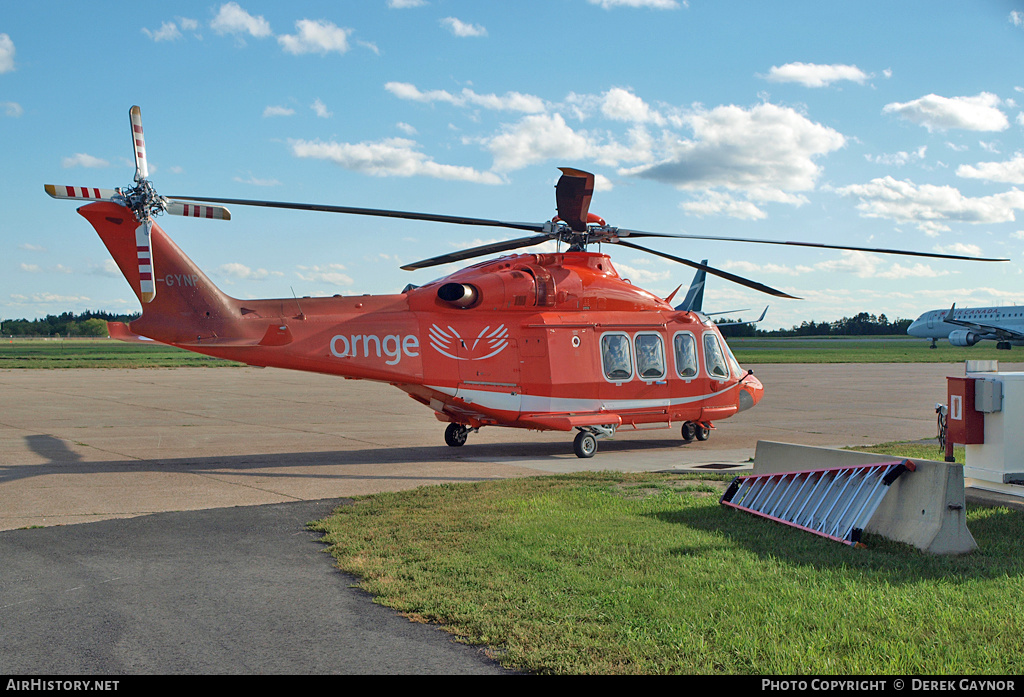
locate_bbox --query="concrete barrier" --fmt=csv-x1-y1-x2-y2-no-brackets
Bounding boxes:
752,441,977,555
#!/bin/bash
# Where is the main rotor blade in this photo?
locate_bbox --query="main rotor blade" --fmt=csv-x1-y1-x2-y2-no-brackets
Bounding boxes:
129,106,149,182
615,229,1009,262
614,239,801,300
400,234,553,270
165,195,547,234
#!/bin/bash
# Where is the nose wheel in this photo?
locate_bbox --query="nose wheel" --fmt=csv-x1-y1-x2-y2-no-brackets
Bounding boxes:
444,423,469,447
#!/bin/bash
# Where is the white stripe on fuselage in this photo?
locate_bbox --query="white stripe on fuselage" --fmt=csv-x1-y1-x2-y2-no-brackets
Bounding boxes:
425,382,745,414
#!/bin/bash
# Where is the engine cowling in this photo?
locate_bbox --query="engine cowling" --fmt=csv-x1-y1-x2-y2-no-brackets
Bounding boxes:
948,329,982,347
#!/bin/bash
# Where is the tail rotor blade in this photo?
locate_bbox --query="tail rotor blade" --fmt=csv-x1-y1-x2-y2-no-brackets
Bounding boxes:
135,219,156,303
130,106,149,182
44,184,119,202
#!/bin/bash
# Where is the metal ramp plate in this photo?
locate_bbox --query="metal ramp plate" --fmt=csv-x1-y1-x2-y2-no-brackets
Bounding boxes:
720,460,916,547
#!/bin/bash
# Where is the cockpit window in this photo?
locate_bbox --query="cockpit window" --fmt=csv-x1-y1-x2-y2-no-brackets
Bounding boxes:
722,337,742,377
673,332,698,378
634,333,665,380
703,332,730,379
601,333,633,381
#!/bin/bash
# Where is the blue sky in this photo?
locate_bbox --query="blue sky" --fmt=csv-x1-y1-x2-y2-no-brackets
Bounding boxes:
3,0,1024,330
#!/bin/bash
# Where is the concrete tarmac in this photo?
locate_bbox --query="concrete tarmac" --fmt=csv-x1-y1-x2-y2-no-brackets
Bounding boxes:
0,363,1012,674
0,363,997,531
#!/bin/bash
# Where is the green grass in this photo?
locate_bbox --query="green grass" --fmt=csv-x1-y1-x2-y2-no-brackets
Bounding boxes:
1,334,1018,368
729,335,1017,364
311,471,1024,675
846,439,964,464
0,339,241,368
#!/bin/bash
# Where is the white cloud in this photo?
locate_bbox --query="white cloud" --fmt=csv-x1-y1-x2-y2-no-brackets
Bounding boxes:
232,174,282,187
601,87,664,125
611,262,673,284
61,153,110,169
440,17,487,37
762,62,871,88
211,3,272,38
0,31,14,73
296,264,354,287
882,92,1009,132
866,146,927,167
957,153,1024,184
290,137,503,184
0,33,14,73
263,105,295,117
396,122,417,135
1011,11,1024,27
389,0,427,7
311,98,332,118
933,243,983,257
485,113,593,171
216,263,283,281
679,191,767,220
19,243,46,252
810,251,951,280
9,292,92,305
588,0,683,8
385,81,545,113
20,263,41,273
833,176,1024,233
279,19,351,55
722,260,808,276
2,101,22,117
93,260,120,277
142,21,182,42
623,102,845,207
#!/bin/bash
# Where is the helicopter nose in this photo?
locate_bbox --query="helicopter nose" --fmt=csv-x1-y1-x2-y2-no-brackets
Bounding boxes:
737,372,763,412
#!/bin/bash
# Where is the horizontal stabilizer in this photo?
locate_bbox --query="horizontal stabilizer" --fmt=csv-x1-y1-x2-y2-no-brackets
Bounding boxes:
106,321,156,343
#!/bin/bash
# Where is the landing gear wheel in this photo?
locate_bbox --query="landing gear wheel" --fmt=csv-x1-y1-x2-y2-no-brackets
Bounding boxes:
681,421,697,443
445,423,469,447
573,431,598,458
695,424,711,441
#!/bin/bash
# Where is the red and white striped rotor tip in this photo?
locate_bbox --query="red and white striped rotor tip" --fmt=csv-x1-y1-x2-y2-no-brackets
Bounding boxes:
130,105,148,182
44,185,118,202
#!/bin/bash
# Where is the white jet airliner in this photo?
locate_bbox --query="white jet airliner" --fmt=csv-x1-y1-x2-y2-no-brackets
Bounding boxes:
907,304,1024,350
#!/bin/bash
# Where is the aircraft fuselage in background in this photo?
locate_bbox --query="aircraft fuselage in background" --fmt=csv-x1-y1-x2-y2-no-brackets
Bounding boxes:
907,304,1024,349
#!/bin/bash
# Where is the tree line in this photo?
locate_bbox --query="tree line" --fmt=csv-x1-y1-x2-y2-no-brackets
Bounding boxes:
718,311,913,338
1,311,141,337
3,309,913,339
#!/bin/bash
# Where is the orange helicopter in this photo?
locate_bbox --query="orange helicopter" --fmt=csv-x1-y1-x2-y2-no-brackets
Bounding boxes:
45,107,1008,457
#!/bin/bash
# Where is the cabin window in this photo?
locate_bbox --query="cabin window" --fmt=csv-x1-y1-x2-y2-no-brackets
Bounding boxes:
601,333,633,381
703,332,730,379
634,333,666,380
673,332,698,379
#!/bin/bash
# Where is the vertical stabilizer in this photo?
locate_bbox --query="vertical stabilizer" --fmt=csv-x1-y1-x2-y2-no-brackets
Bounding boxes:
78,201,238,344
676,259,707,312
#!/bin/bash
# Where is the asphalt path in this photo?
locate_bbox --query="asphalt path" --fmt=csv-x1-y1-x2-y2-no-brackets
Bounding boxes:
0,499,509,675
1,363,1017,674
